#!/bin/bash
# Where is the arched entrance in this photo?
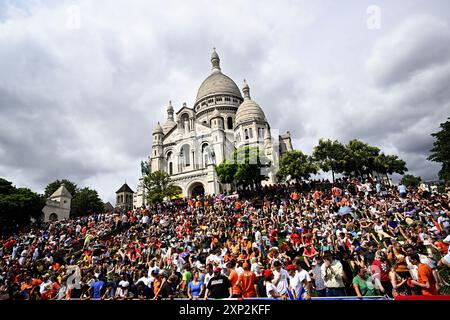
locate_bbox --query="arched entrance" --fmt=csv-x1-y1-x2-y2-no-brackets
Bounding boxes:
49,213,58,221
189,182,205,198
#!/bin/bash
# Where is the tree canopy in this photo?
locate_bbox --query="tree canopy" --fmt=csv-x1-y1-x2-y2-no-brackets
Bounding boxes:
428,117,450,182
0,178,45,229
276,150,319,183
216,146,270,190
143,170,181,205
70,187,104,217
401,174,422,188
312,139,346,182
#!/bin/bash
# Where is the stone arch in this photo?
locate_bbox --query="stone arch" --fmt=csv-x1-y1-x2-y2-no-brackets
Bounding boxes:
187,181,205,197
227,116,233,129
179,143,191,168
49,213,58,221
165,149,174,175
180,113,190,131
201,142,210,168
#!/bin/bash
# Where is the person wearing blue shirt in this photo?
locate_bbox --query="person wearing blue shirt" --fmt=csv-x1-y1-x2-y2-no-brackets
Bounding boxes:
398,184,407,198
90,275,105,299
187,271,204,299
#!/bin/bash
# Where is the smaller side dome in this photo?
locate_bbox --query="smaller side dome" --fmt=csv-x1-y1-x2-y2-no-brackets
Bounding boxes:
235,80,267,127
153,122,163,134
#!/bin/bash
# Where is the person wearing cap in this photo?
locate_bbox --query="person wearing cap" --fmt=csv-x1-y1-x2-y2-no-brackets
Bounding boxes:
264,269,283,299
204,267,232,300
287,261,312,300
236,262,258,298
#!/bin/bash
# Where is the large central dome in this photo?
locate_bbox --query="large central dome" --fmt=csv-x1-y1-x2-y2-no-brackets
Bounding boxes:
195,49,242,103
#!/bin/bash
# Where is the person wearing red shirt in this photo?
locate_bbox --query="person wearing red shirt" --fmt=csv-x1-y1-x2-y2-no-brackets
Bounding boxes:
371,251,392,297
303,243,318,268
269,229,278,247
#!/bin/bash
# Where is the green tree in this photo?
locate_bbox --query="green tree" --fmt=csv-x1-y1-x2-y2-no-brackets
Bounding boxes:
44,179,78,198
216,161,237,185
428,118,450,182
216,146,270,190
343,139,380,178
374,153,408,185
143,170,181,205
312,139,347,182
276,150,319,183
0,178,45,228
71,187,104,217
401,174,422,188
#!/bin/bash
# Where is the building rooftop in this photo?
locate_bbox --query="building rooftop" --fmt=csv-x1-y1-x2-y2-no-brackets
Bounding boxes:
116,183,134,194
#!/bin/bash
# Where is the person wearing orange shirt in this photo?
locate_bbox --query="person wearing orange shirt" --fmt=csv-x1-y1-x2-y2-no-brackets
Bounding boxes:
331,186,342,203
227,260,241,298
409,253,438,296
291,191,300,203
237,263,258,298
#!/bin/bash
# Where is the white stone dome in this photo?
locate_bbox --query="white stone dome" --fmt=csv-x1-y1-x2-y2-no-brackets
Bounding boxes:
196,73,242,102
235,100,266,126
153,122,163,134
195,49,242,103
235,80,266,126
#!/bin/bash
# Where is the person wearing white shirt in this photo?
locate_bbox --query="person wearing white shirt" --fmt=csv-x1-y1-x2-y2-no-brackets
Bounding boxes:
203,264,214,288
136,270,152,287
251,258,262,277
142,214,149,226
254,228,262,251
321,253,346,296
287,263,312,300
272,260,289,295
264,270,283,299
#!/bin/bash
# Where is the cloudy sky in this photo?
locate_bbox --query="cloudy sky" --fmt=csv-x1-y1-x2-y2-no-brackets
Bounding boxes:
1,0,449,203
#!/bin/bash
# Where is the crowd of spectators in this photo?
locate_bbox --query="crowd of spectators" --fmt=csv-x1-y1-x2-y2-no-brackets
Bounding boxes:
1,177,449,300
